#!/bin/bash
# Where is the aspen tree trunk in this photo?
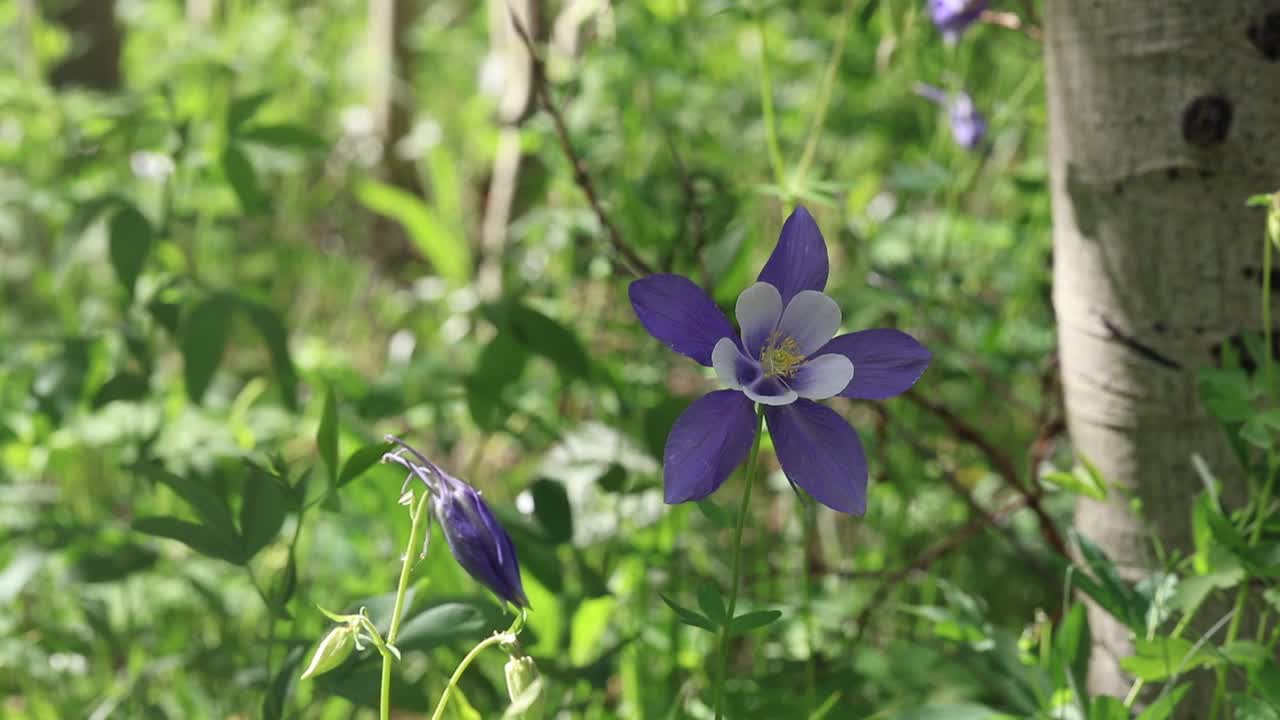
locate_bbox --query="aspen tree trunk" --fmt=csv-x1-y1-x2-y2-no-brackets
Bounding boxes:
1046,2,1280,713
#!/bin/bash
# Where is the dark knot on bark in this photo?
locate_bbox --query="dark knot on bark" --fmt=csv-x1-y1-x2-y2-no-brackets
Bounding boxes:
1181,95,1233,147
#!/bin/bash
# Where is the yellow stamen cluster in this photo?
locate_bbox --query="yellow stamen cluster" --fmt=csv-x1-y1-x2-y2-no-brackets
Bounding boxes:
761,334,805,377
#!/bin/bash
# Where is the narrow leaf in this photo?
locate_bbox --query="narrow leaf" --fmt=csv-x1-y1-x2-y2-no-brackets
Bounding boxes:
317,386,339,491
181,293,234,404
240,298,299,410
108,205,152,299
222,145,267,214
133,516,245,565
241,471,288,558
355,179,470,282
729,609,783,635
659,593,716,633
338,441,394,488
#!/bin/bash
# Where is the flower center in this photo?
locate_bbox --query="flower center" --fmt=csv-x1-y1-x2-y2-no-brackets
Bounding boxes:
761,334,805,377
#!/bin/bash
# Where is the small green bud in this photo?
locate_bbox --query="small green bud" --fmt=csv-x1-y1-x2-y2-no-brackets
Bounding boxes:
299,624,356,680
503,655,545,720
1268,199,1280,250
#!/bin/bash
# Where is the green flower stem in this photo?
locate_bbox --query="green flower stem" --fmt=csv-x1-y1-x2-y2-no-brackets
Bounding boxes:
430,629,519,720
713,405,766,720
793,0,856,182
380,490,433,720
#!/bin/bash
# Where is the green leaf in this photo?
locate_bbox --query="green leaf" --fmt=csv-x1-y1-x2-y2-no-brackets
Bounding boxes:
317,386,339,491
1172,566,1243,613
222,145,267,214
92,371,149,408
239,298,299,410
504,303,591,382
71,542,158,583
133,516,245,565
262,645,304,720
1089,697,1130,720
1120,637,1213,681
1223,640,1270,669
0,548,45,604
466,331,527,431
596,463,629,493
643,396,690,460
887,703,1006,720
394,603,487,652
240,471,287,558
107,205,152,299
569,596,616,666
1135,683,1190,720
659,593,716,633
530,478,573,545
181,293,234,404
729,609,782,635
1041,459,1107,500
1071,530,1148,632
239,124,326,150
697,583,727,626
696,499,734,529
1233,695,1280,720
338,441,394,488
227,91,271,133
139,464,236,536
354,179,470,282
1049,602,1089,690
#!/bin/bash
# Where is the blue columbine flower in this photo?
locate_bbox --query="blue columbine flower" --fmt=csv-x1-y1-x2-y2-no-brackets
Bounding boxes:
915,83,987,150
384,437,530,608
628,207,931,515
928,0,987,43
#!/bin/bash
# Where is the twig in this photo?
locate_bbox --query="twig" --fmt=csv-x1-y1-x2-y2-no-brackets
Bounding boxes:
505,8,654,277
904,389,1071,559
979,9,1043,41
850,494,1032,643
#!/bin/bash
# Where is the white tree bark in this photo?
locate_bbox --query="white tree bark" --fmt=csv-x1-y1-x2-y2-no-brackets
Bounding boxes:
1046,1,1280,712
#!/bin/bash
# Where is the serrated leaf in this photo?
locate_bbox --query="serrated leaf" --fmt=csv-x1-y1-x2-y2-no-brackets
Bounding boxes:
729,609,782,635
241,471,287,558
108,205,152,299
133,516,244,565
355,179,470,282
181,293,234,404
239,298,299,410
317,386,339,491
659,593,716,633
338,441,394,488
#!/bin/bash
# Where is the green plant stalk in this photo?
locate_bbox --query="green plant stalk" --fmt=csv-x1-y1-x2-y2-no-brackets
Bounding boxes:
756,21,787,191
430,632,517,720
380,490,433,720
793,0,857,182
1210,199,1280,720
802,504,817,716
712,405,766,720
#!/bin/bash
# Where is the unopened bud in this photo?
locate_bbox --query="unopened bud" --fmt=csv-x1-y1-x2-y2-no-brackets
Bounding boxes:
299,625,355,680
503,655,545,720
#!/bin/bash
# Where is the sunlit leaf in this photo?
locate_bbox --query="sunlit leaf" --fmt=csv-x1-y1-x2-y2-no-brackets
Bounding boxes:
355,178,470,282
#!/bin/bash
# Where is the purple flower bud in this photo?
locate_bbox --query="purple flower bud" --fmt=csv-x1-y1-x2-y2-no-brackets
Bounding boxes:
914,83,987,150
384,437,530,609
928,0,987,43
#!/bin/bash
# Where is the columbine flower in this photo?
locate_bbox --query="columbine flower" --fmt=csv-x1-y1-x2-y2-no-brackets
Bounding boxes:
928,0,987,43
628,207,931,515
384,437,529,608
914,83,987,150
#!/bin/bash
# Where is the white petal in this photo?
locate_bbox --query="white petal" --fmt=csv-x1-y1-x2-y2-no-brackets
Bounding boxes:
775,290,842,356
790,354,855,400
735,282,783,356
743,376,798,406
712,337,745,389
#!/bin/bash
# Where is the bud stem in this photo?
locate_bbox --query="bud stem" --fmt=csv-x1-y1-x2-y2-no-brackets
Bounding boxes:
430,631,517,720
379,489,433,720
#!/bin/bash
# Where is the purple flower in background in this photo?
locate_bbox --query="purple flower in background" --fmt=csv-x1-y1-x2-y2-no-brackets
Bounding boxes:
384,437,529,608
915,83,987,150
928,0,987,43
629,207,931,515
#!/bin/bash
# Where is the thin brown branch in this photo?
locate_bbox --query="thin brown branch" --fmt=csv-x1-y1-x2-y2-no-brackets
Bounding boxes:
979,9,1043,41
904,388,1071,559
506,8,654,278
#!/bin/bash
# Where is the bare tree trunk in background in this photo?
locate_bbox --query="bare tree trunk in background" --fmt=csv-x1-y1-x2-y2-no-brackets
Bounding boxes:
368,0,421,194
477,0,538,300
1046,2,1280,714
187,0,215,27
47,0,122,90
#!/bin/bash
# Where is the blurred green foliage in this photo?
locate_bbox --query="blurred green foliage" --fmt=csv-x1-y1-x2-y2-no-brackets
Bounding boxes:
5,1,1280,719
